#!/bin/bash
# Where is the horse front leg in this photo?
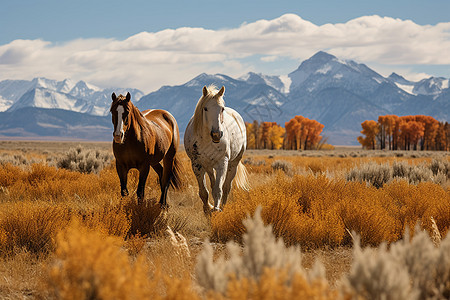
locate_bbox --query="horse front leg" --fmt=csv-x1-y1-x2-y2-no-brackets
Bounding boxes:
193,164,213,214
137,164,150,205
116,163,129,197
212,159,228,212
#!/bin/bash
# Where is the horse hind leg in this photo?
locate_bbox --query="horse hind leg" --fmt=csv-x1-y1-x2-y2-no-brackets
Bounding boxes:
160,151,176,208
222,161,239,207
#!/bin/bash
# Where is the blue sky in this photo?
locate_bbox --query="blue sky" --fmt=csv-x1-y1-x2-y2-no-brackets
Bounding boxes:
1,0,449,92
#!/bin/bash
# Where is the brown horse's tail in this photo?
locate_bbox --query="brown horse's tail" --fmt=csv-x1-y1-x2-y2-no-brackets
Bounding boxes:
170,154,184,190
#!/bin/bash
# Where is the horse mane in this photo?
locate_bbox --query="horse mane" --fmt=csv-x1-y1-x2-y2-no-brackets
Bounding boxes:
111,94,155,154
192,85,225,135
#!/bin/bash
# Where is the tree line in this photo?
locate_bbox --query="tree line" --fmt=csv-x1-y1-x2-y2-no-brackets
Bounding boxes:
245,116,325,150
358,115,450,151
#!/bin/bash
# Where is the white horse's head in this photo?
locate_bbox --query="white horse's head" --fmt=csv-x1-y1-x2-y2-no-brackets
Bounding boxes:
194,85,225,143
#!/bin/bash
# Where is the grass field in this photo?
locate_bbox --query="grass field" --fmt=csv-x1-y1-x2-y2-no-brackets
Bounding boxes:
0,141,448,299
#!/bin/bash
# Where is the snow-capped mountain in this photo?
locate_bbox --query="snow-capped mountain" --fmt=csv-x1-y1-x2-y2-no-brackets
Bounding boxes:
239,72,290,94
137,73,289,133
388,73,450,97
412,77,449,96
0,51,448,144
276,52,448,144
0,77,144,116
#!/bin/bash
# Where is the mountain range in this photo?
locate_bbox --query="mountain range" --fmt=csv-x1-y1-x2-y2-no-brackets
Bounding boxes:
0,51,448,145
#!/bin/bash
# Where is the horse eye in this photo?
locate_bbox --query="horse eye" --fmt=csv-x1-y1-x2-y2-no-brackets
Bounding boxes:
204,107,208,111
221,107,224,112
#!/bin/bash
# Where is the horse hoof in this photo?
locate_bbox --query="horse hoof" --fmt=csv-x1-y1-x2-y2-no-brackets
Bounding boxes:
160,203,170,210
211,207,222,213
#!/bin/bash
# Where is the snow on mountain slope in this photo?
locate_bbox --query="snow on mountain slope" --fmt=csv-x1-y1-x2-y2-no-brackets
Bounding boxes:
1,78,144,116
0,96,13,112
413,77,450,96
239,72,289,94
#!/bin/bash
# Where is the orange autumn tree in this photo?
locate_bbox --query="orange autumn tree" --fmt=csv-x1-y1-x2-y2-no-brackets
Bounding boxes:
359,115,447,150
245,120,263,149
285,116,324,150
245,121,286,150
378,115,399,150
268,123,285,150
358,120,379,150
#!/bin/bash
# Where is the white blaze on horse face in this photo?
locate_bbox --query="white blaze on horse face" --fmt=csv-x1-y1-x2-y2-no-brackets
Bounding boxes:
114,105,125,143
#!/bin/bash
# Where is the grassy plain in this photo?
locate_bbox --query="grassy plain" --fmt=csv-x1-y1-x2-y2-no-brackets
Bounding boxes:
0,140,448,299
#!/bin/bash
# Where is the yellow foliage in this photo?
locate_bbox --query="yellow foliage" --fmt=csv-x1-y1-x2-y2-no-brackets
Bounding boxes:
212,173,449,248
221,268,339,300
42,220,154,299
0,201,71,255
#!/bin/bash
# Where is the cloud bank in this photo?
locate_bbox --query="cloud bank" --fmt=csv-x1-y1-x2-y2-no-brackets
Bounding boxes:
1,14,449,92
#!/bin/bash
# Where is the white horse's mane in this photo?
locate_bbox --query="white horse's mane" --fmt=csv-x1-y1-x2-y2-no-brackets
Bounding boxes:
192,85,225,135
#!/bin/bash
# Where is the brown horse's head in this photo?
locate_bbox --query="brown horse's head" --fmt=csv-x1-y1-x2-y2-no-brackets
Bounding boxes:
110,92,131,144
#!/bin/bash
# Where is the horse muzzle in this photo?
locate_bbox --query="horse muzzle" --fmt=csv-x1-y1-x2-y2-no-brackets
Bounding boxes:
113,132,124,144
210,130,223,143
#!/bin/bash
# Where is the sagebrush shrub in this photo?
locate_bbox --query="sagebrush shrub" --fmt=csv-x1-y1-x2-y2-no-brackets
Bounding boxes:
196,207,335,297
346,162,392,188
430,159,450,178
55,146,113,173
271,160,293,174
347,160,449,188
0,153,41,167
346,227,450,300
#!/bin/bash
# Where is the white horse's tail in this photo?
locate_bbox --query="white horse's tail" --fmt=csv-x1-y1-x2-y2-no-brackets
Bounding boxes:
234,161,250,191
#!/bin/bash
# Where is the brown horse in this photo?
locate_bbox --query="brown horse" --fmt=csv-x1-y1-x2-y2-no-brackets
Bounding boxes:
110,92,182,207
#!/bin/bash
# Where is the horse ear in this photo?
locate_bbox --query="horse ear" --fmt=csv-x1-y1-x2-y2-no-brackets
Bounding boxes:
217,86,225,97
112,92,117,102
202,86,208,97
125,92,131,102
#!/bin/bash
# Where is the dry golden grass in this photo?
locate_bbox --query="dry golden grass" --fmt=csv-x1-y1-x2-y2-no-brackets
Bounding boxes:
212,174,449,248
0,142,448,299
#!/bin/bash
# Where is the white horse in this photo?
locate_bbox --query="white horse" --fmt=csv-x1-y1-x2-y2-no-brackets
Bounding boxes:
184,85,249,213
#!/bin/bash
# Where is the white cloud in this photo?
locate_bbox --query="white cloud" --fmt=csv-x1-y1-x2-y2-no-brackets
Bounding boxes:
261,56,278,62
0,14,449,93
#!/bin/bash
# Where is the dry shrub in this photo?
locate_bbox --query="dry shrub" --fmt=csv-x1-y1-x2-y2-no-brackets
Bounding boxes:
347,160,448,188
346,227,450,300
42,220,153,299
0,163,108,203
306,161,327,174
0,152,41,167
211,173,450,248
42,220,198,300
79,205,131,239
0,200,133,257
384,180,450,237
0,201,71,256
271,160,293,174
123,199,169,237
223,270,338,300
0,249,46,298
54,145,113,174
197,207,338,298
